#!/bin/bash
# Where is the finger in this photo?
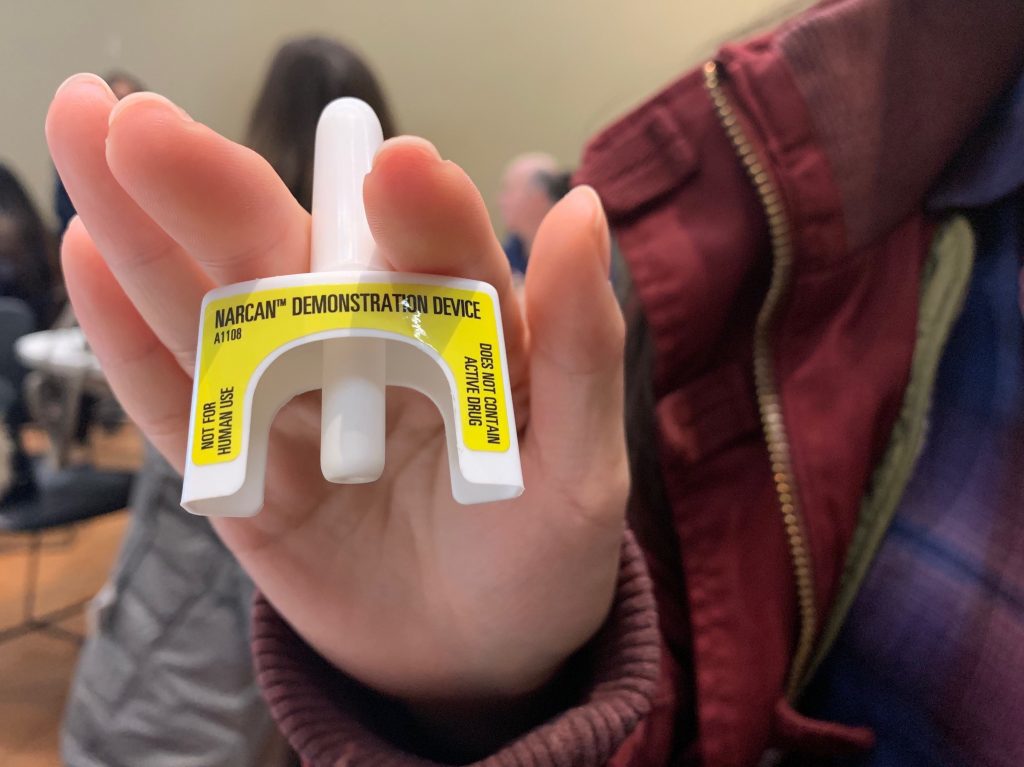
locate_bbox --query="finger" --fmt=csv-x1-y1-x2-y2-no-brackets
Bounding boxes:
61,217,193,470
105,91,310,283
46,73,211,372
523,187,627,513
364,138,528,384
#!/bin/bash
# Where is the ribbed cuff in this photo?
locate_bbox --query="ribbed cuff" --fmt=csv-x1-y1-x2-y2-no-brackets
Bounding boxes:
252,531,662,767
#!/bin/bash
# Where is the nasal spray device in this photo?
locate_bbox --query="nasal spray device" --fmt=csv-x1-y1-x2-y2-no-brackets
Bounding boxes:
181,99,523,516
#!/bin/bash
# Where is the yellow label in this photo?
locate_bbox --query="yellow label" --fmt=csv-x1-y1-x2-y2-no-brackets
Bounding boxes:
191,282,510,465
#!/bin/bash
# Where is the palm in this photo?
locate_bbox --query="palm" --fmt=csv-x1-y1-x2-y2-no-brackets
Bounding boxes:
46,75,627,702
230,350,612,698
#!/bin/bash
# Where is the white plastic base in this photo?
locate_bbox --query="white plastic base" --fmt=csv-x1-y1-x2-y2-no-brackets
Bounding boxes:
181,271,523,517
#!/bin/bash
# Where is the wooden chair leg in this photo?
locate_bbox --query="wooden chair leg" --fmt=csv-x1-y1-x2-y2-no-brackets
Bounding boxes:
21,530,41,621
0,530,85,646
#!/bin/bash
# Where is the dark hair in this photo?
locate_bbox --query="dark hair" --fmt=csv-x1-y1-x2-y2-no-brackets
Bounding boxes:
104,70,145,94
535,170,573,203
0,164,56,327
247,36,397,212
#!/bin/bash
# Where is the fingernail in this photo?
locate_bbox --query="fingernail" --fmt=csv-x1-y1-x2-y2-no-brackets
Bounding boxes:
374,135,441,163
564,185,611,271
61,215,85,246
54,72,115,101
564,184,606,229
108,91,192,128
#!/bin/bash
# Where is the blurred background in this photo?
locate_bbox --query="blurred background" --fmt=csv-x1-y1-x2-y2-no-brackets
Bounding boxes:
0,2,809,765
1,0,808,225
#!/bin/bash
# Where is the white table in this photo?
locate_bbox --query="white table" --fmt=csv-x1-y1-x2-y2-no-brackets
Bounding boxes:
15,328,103,382
15,328,107,468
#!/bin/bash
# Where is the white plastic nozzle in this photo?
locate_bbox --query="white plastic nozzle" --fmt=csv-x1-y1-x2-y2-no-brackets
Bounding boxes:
311,98,386,482
312,98,383,272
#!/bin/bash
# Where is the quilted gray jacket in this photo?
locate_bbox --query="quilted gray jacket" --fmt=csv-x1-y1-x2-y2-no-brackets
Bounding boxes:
61,446,294,767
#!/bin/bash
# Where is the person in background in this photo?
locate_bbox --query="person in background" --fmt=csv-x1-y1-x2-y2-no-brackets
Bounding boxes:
60,38,395,767
0,164,55,506
498,151,562,274
0,164,56,328
54,71,144,235
247,36,396,212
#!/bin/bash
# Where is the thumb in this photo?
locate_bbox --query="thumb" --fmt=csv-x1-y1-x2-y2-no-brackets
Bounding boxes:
523,186,628,507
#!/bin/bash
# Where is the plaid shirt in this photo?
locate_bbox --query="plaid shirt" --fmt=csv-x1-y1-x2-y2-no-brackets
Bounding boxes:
806,194,1024,766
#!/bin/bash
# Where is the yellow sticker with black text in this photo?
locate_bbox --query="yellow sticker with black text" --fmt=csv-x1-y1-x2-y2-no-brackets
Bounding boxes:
191,282,509,465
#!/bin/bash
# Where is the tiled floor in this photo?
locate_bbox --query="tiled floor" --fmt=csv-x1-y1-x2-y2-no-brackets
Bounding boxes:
0,514,127,766
0,426,140,767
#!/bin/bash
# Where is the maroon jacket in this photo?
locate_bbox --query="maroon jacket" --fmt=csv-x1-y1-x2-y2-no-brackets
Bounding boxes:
252,1,1024,765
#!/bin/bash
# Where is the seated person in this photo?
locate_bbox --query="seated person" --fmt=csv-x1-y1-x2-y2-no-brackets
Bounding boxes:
498,152,564,274
0,164,57,328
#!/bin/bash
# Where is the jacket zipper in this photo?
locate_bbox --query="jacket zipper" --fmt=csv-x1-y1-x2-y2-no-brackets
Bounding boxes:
702,60,817,699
